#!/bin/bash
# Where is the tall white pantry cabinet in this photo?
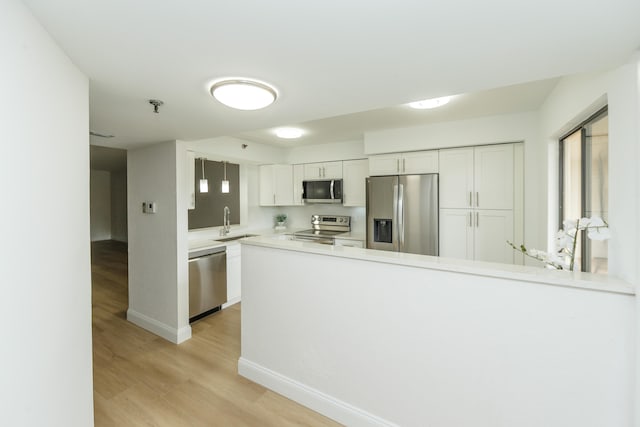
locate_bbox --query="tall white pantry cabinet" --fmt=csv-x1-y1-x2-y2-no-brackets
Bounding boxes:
439,143,523,264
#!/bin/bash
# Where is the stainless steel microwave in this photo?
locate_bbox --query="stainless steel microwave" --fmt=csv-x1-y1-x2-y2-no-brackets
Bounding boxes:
302,179,343,204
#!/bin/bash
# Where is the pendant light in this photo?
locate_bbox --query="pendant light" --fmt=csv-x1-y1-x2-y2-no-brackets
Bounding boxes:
199,158,209,193
221,161,230,193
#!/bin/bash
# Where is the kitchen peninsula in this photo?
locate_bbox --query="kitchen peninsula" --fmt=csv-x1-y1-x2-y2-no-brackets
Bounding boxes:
239,237,634,427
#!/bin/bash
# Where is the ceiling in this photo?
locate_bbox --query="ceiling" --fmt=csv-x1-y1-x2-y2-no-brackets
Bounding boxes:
24,0,640,150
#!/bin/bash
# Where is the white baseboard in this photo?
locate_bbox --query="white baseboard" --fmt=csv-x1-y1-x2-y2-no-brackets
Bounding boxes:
127,309,192,344
238,358,398,427
222,296,241,309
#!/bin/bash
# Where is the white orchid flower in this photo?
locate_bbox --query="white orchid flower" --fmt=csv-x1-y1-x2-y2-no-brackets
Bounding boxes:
588,216,606,227
563,219,577,232
578,217,591,229
507,216,610,271
555,230,572,248
587,227,611,241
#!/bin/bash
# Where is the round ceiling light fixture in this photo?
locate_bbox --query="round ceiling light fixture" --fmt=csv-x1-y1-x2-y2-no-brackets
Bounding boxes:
408,96,451,110
275,127,304,139
210,79,277,110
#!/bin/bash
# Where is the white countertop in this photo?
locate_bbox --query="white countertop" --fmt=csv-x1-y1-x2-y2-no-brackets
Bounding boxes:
188,228,286,252
241,236,635,295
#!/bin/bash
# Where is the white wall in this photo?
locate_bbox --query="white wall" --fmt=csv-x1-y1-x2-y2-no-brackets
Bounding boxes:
185,136,286,165
241,244,634,427
90,170,111,241
286,140,366,164
127,141,191,343
111,169,128,242
539,59,640,284
364,111,539,153
0,0,94,425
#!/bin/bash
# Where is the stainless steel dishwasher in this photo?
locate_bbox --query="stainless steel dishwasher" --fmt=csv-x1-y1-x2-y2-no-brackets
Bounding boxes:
188,246,227,322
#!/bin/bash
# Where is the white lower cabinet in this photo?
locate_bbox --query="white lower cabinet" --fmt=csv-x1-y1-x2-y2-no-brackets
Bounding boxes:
440,209,514,264
224,243,241,307
439,209,474,260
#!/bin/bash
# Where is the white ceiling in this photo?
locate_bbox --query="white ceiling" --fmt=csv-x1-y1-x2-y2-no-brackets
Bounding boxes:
24,0,640,150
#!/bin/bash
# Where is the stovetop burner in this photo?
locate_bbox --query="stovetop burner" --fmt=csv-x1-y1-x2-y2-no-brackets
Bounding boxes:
292,215,351,240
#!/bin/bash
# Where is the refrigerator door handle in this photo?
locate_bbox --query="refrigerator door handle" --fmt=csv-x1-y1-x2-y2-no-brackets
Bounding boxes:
398,183,405,249
393,184,399,251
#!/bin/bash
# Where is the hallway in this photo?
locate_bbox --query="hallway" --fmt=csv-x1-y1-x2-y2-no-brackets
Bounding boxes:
91,240,338,426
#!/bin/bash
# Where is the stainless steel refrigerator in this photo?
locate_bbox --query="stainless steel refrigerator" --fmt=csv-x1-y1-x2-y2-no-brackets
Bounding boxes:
366,174,438,256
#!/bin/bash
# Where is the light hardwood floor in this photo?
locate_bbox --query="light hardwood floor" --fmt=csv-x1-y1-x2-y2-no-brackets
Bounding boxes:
91,240,340,427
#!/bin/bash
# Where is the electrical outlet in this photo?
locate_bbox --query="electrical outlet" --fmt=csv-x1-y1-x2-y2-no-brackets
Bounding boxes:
142,201,157,214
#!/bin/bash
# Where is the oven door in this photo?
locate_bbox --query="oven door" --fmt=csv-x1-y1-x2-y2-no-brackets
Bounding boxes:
302,180,342,204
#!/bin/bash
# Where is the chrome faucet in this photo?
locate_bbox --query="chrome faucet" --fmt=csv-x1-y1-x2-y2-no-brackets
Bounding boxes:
220,206,231,236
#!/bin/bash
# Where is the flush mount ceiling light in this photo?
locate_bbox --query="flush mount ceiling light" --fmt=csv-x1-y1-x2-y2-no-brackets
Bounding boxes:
275,127,304,139
210,79,277,110
408,96,451,110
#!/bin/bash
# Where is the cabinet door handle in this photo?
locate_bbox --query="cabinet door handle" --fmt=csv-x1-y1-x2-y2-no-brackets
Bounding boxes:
273,194,276,204
323,167,326,177
476,212,479,227
402,158,406,173
468,212,472,227
469,192,472,207
396,159,400,173
476,192,479,207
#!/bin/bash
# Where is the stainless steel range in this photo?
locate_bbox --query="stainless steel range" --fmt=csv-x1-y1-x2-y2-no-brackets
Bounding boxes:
292,215,351,245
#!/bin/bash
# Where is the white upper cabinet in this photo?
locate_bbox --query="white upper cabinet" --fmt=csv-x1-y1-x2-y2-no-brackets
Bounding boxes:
259,164,293,206
303,161,343,179
474,144,514,210
439,148,474,209
342,159,368,207
368,154,401,176
439,144,513,210
402,150,439,174
186,150,196,210
369,150,438,176
292,164,304,206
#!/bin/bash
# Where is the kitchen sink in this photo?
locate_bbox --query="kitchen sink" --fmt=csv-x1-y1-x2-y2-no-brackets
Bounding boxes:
215,234,258,242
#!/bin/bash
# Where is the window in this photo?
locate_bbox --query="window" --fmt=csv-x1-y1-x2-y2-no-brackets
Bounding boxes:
559,107,608,273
